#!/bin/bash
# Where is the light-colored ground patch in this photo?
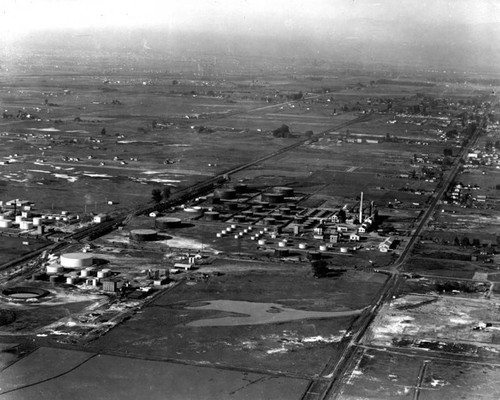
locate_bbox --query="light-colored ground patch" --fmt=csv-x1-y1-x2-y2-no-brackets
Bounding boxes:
186,299,364,327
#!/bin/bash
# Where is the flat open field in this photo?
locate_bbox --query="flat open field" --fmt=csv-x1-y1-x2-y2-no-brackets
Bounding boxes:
90,264,387,376
0,347,308,400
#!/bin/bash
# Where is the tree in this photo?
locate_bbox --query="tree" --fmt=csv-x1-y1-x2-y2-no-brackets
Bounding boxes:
151,189,162,203
161,187,171,200
100,127,106,135
454,236,460,246
311,260,329,278
443,148,453,157
272,124,290,138
338,209,346,223
461,236,470,247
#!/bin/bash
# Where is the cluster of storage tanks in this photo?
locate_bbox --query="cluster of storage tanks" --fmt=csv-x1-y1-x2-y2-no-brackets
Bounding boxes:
44,252,112,286
0,209,77,231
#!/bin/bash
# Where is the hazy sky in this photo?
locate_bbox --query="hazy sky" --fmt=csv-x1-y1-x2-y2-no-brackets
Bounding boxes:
1,0,500,40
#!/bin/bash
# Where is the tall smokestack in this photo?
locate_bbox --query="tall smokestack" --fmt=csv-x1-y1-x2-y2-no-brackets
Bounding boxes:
359,192,363,223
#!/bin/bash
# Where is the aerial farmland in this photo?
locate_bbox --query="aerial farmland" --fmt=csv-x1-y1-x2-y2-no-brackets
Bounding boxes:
1,1,500,399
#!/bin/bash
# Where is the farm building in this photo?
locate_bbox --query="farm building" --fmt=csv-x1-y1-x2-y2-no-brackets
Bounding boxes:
379,237,394,252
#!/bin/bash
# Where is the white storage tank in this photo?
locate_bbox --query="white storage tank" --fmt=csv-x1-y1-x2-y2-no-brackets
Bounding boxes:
0,220,12,228
32,217,41,226
15,215,24,224
46,264,64,274
60,253,94,268
19,221,33,230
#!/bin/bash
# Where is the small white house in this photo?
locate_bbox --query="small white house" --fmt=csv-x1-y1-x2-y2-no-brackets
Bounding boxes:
379,237,394,252
349,233,360,242
93,213,108,223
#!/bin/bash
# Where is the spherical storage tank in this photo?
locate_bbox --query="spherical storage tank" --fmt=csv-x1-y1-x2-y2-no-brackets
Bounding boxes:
155,217,182,230
130,229,158,242
60,253,94,268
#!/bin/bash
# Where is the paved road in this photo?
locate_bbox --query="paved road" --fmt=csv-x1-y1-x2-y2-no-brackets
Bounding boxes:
300,119,485,400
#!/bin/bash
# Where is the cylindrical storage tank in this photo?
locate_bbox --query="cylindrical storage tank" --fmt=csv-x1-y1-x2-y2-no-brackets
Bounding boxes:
204,211,220,221
32,217,41,226
250,236,255,240
130,229,158,242
231,224,237,229
226,202,238,211
216,233,222,238
264,217,276,226
274,248,289,257
0,214,5,220
280,208,291,215
234,235,239,239
258,239,266,245
307,251,322,261
97,270,106,278
60,253,94,268
319,245,328,252
252,205,263,213
274,186,294,197
15,215,24,224
80,269,89,277
155,217,182,230
262,193,285,204
19,221,33,230
234,215,246,223
0,220,12,228
278,241,286,248
49,275,63,283
214,188,237,200
233,183,248,194
66,277,77,285
46,265,64,274
340,247,348,253
298,243,307,250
